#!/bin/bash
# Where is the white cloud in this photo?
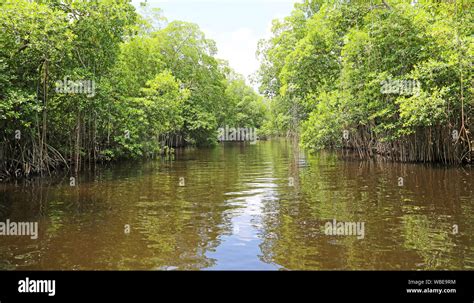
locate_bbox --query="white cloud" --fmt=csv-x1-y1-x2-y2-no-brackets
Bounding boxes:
203,18,281,86
211,27,260,82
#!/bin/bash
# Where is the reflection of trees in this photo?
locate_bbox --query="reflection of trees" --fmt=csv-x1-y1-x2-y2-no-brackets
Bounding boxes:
76,148,243,270
0,178,58,269
401,214,458,270
0,146,243,269
258,146,474,270
1,141,472,270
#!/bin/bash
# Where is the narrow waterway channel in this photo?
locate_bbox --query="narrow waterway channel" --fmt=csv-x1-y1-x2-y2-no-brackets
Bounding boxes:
0,140,472,270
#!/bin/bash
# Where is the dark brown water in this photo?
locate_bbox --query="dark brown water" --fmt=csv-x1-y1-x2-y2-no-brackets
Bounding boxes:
0,140,473,270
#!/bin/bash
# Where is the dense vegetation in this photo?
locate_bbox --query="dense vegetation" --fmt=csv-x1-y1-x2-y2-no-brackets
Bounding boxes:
1,0,471,181
0,0,266,179
258,0,472,164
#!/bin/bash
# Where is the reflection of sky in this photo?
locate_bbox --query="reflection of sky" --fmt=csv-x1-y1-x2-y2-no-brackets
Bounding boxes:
206,176,281,270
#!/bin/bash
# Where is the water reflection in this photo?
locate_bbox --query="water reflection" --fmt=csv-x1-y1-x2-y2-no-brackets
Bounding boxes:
0,140,472,270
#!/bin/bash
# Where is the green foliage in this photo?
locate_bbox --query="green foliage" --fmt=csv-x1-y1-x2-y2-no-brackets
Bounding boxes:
0,0,267,178
301,91,347,149
221,72,267,128
258,0,473,163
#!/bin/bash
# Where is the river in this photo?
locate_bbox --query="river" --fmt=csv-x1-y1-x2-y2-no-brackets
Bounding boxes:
0,140,472,270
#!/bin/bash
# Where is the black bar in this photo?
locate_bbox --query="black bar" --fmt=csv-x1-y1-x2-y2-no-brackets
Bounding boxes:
0,271,472,302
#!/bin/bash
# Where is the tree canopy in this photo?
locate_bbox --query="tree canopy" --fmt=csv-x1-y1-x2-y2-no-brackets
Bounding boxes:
258,0,472,164
0,0,266,179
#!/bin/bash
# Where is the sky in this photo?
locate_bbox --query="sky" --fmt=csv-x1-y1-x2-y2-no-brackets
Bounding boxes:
132,0,299,86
